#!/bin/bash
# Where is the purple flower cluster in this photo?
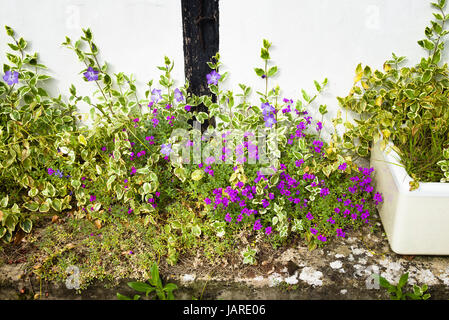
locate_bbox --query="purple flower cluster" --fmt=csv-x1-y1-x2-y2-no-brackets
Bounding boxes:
166,115,175,126
295,159,304,167
281,99,293,114
347,168,377,195
145,136,155,145
288,122,308,144
204,183,265,231
276,170,310,207
321,167,384,238
312,140,324,153
320,188,330,197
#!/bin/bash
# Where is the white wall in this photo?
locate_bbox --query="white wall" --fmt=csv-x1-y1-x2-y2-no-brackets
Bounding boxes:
0,0,184,118
220,0,437,133
0,0,440,129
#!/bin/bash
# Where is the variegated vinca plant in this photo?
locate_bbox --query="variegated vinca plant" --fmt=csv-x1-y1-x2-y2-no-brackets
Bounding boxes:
336,0,449,187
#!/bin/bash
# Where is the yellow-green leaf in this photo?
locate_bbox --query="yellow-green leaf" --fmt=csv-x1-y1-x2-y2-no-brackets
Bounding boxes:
78,134,87,146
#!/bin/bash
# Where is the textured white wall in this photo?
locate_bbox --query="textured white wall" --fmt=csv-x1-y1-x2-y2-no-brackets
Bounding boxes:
0,0,184,117
219,0,438,133
0,0,441,128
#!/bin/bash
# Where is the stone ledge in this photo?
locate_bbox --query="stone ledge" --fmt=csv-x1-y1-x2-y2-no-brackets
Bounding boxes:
1,226,448,300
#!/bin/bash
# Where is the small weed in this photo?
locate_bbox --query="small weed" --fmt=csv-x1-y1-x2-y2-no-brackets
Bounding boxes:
378,272,431,300
117,262,178,300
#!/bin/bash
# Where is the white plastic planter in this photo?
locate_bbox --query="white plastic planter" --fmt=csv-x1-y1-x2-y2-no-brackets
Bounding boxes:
370,141,449,255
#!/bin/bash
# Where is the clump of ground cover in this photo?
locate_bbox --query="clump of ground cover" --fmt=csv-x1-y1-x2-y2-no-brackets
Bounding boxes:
25,200,239,290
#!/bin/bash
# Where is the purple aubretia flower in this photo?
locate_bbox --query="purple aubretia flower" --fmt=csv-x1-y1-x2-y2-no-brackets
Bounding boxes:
47,168,55,175
320,188,330,197
185,105,191,112
83,67,99,81
312,140,324,153
225,213,232,222
316,122,323,131
253,219,262,231
89,195,96,202
206,70,221,85
174,88,184,102
262,199,270,208
265,226,272,235
204,198,212,205
3,70,19,85
295,159,304,167
374,192,383,205
338,163,347,171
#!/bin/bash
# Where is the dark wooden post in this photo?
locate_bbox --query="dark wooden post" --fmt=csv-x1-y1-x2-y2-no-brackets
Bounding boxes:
181,0,219,129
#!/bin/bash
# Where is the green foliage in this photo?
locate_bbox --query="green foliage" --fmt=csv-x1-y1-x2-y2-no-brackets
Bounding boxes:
437,147,449,181
117,262,178,300
1,26,382,266
0,27,77,242
28,201,232,289
242,246,257,265
60,28,198,219
177,39,382,252
378,272,431,300
336,0,449,183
